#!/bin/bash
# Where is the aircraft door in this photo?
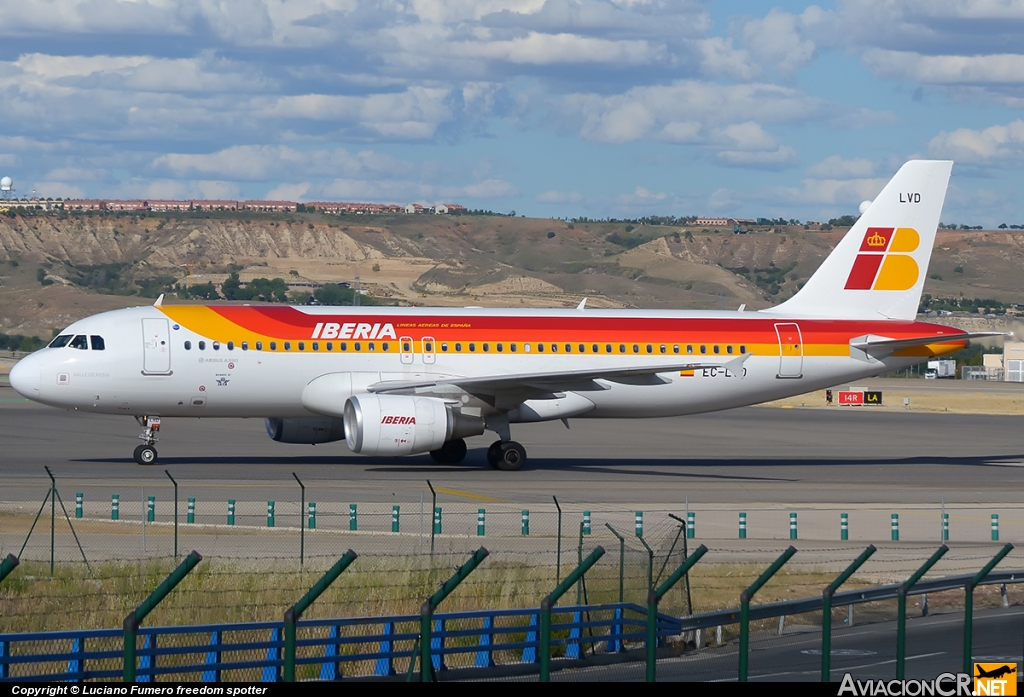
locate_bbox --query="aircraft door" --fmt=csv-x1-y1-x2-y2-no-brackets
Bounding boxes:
142,318,172,374
400,336,414,365
422,336,436,365
774,322,803,379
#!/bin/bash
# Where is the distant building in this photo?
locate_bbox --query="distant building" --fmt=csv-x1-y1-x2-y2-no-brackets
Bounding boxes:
694,217,754,227
434,204,448,214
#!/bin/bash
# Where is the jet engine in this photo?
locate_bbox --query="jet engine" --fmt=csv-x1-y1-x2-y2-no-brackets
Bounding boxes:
343,394,485,456
265,417,346,444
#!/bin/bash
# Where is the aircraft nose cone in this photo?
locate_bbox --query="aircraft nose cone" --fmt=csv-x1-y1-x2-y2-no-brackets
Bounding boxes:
9,356,40,398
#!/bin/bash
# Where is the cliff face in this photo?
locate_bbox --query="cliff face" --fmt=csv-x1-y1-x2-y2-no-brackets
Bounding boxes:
1,213,1023,338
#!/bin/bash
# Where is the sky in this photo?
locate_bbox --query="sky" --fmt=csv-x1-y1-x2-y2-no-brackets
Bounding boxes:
3,1,1024,225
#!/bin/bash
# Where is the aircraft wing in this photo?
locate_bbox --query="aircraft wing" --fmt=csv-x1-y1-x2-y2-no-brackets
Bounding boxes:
850,331,1008,353
367,354,752,395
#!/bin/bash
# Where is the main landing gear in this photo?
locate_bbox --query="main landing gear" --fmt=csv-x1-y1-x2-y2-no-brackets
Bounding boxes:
429,438,468,465
133,415,161,465
486,440,527,471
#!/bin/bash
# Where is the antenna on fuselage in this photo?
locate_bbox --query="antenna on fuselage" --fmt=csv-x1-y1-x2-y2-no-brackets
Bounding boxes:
576,297,587,311
154,294,164,306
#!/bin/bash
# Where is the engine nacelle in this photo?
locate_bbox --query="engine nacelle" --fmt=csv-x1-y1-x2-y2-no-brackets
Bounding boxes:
265,417,346,444
343,394,485,456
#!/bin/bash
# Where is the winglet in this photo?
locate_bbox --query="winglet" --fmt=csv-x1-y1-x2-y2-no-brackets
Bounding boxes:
723,352,752,379
154,294,164,307
577,298,587,311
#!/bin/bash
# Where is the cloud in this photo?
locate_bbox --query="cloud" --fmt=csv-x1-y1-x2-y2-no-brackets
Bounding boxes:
536,190,583,204
928,120,1024,165
766,177,890,206
738,8,817,75
265,182,312,201
806,155,877,179
863,50,1024,85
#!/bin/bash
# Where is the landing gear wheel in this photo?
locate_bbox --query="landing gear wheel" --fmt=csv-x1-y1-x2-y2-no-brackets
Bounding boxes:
430,438,468,465
486,440,503,469
495,441,527,471
134,444,158,465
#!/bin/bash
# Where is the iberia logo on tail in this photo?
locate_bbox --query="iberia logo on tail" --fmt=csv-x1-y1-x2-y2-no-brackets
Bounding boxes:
844,227,920,291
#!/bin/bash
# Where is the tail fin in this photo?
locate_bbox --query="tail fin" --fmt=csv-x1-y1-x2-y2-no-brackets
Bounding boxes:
769,160,953,320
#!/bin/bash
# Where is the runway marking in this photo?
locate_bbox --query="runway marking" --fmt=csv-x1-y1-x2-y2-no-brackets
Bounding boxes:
432,487,505,503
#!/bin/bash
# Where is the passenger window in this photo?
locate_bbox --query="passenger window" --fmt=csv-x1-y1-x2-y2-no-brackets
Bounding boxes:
227,341,234,350
591,344,598,353
284,342,291,351
382,342,389,351
580,344,586,353
524,343,530,352
455,342,462,352
441,343,449,352
69,335,88,350
90,336,106,351
424,341,432,352
714,345,720,354
632,344,639,354
537,343,544,353
700,345,706,354
213,341,221,351
551,344,558,353
340,342,347,351
497,343,503,352
241,341,249,351
312,342,319,351
660,345,666,354
326,342,333,351
469,343,476,352
354,342,361,351
646,344,653,354
403,341,411,352
564,344,571,353
673,345,680,354
510,343,517,353
687,345,693,354
727,345,734,354
368,342,375,351
483,343,489,352
606,344,612,353
740,345,747,354
298,342,305,351
49,335,72,348
199,341,207,350
256,341,263,351
269,341,276,351
184,341,192,350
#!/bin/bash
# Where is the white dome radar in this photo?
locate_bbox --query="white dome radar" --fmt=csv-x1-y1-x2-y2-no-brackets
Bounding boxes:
0,177,12,191
858,200,872,216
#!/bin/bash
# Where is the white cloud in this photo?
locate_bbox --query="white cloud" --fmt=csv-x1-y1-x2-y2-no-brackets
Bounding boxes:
863,50,1024,84
806,155,877,179
265,182,312,201
536,190,583,203
450,32,663,66
693,37,761,81
928,120,1024,165
716,146,797,168
738,8,817,75
767,177,890,206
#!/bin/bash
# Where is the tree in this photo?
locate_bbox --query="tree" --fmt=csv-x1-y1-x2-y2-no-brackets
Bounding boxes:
221,272,242,300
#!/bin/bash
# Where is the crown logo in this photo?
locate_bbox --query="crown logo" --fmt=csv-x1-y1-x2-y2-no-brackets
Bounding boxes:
866,231,887,247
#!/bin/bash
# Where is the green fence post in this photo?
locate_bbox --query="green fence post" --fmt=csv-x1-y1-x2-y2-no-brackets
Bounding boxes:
582,510,591,535
841,513,848,541
433,507,442,535
963,543,1013,674
554,496,563,585
822,545,876,681
165,470,178,560
739,511,747,539
284,550,358,682
522,510,530,536
267,500,275,528
420,548,489,682
896,545,948,679
605,524,626,603
309,502,317,530
638,534,654,596
293,473,305,570
112,493,119,521
477,508,485,536
991,514,999,541
540,546,606,682
687,511,695,539
76,493,83,519
187,498,195,524
146,496,155,523
124,551,202,682
227,499,235,526
349,504,357,531
739,546,797,682
635,511,643,537
943,512,949,541
891,513,899,541
647,545,708,682
0,554,18,583
790,512,797,540
389,504,397,532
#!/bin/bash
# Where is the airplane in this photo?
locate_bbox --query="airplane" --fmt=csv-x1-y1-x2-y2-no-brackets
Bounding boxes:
8,160,1001,470
976,665,1017,679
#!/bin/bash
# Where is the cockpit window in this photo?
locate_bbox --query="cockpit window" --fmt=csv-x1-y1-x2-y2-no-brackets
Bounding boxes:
90,336,105,351
49,335,72,348
69,335,88,350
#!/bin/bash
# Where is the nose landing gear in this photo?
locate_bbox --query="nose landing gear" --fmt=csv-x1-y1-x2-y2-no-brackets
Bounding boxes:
133,416,161,465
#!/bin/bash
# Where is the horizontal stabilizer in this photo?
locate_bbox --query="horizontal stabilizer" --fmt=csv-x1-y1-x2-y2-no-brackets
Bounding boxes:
850,331,1008,352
